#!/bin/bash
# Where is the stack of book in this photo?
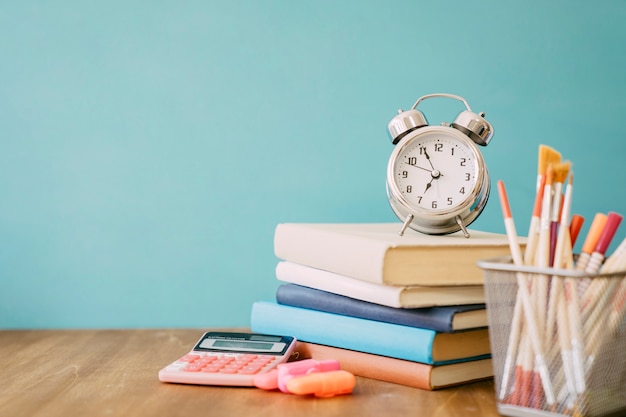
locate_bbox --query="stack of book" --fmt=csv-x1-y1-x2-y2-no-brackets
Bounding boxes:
250,223,516,390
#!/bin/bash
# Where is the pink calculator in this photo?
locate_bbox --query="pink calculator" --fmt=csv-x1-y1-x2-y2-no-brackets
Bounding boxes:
158,331,297,386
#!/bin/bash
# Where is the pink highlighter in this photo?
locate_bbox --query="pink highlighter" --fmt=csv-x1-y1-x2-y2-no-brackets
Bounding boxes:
253,359,341,393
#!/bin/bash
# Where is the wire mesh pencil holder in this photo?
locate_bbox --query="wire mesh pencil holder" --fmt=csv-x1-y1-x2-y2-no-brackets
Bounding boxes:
477,257,626,417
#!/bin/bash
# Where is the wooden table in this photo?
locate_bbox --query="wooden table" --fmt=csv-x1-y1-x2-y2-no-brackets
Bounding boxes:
0,329,502,417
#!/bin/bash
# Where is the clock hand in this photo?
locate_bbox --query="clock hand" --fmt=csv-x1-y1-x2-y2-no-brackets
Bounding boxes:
405,162,432,172
423,149,436,170
424,179,433,193
423,169,442,193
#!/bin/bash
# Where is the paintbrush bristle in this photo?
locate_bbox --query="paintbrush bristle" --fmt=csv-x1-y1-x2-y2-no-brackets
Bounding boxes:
544,163,554,186
538,145,561,176
552,161,571,184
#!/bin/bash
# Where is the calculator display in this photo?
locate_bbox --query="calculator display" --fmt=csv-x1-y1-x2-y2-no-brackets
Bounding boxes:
194,332,292,354
211,340,273,350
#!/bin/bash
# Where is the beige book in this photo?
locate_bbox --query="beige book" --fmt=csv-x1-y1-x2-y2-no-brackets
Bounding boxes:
274,223,522,286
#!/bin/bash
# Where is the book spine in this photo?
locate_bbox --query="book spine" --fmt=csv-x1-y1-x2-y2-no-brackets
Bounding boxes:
251,301,437,364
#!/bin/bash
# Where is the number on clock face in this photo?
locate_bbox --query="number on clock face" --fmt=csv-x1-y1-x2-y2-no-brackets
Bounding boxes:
393,136,478,211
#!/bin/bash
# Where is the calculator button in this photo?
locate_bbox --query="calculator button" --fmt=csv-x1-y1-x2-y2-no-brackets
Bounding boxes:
195,358,216,366
183,365,203,372
180,354,201,362
238,366,263,375
237,354,257,362
218,368,239,374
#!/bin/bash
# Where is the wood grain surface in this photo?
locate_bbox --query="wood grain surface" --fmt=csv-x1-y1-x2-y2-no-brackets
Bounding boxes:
0,329,501,417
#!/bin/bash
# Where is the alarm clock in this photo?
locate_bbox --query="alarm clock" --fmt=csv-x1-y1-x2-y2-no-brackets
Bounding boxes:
386,93,494,238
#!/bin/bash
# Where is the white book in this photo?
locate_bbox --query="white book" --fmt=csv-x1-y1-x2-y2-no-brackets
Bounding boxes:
276,261,486,308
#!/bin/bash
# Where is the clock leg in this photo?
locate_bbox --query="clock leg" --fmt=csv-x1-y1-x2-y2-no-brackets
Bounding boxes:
398,214,414,236
455,215,471,238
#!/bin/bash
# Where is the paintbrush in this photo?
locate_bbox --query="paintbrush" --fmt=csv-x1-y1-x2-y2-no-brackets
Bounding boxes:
536,164,554,269
549,162,571,266
537,145,561,191
553,172,575,269
525,145,561,265
546,171,575,343
534,163,554,342
544,180,575,401
556,291,578,402
497,180,556,408
524,175,545,266
544,170,586,399
496,180,525,402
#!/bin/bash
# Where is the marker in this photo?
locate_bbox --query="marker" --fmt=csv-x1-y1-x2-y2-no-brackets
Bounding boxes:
601,237,626,273
569,214,585,248
576,213,608,271
585,212,623,273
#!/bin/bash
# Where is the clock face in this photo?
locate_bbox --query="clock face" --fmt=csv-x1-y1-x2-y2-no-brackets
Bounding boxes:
390,130,481,213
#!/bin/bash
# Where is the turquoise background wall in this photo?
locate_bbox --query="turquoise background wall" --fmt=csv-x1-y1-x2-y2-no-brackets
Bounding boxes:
1,1,625,329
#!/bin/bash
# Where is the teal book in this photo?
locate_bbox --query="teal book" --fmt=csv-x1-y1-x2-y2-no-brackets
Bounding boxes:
250,301,490,365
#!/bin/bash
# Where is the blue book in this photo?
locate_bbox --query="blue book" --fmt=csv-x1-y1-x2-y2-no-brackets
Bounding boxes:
275,284,487,333
250,301,491,365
